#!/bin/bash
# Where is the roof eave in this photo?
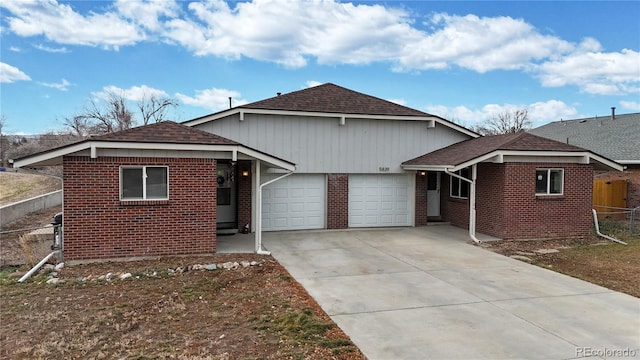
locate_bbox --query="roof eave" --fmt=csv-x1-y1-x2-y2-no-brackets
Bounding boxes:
14,140,296,171
184,108,478,138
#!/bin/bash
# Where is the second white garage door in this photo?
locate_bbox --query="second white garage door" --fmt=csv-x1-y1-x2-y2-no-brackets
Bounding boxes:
349,174,412,227
262,174,326,231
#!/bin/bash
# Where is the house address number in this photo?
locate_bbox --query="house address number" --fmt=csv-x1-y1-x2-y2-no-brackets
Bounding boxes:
378,166,390,172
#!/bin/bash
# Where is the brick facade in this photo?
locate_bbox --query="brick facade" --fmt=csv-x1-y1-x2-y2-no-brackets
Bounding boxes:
236,160,253,232
443,162,594,240
327,174,348,229
595,165,640,208
415,172,428,226
62,156,217,261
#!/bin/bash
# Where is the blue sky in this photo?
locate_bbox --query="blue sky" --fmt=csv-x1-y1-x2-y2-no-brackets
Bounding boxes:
1,0,639,135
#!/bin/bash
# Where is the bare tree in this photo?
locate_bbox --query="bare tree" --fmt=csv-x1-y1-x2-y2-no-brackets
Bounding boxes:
473,109,531,136
63,91,178,136
138,94,178,125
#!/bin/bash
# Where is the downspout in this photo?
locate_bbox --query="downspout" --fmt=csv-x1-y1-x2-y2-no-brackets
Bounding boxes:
18,250,60,283
592,209,626,245
254,160,294,255
444,164,481,243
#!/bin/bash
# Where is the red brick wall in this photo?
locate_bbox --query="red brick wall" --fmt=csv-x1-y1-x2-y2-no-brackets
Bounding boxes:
443,163,594,240
62,156,217,261
327,174,348,229
476,163,505,237
595,165,640,208
441,174,470,229
415,172,428,226
236,160,252,232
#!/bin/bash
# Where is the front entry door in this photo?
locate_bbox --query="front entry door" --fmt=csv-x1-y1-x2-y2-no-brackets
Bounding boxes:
216,162,237,229
427,172,441,218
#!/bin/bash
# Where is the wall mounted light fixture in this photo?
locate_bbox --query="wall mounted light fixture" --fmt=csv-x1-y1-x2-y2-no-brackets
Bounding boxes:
242,170,250,177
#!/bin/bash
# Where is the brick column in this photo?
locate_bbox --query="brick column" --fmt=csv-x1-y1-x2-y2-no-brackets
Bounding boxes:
327,174,349,229
415,172,428,226
236,160,252,232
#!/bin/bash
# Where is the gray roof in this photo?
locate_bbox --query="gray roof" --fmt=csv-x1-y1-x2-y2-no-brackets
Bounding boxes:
529,113,640,163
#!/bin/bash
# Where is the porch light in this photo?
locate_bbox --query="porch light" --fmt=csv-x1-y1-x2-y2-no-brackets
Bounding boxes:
420,171,426,176
242,170,250,177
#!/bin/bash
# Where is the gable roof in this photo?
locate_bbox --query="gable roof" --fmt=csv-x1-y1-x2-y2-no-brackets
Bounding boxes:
241,83,428,116
402,132,622,171
529,113,640,163
14,121,294,170
183,83,479,138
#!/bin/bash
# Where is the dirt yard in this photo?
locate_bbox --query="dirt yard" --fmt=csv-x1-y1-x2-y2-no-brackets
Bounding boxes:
480,225,640,298
0,254,364,360
0,172,62,206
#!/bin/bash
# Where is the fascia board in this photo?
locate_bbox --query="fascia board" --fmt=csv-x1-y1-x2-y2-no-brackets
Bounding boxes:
14,141,91,168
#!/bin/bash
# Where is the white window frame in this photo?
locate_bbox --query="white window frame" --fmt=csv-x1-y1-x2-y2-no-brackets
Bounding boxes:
535,168,564,195
120,166,169,201
449,168,470,199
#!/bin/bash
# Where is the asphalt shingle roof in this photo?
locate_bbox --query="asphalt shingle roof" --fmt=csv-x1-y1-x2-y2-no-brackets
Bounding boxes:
240,83,430,117
93,121,238,145
529,113,640,162
403,132,587,167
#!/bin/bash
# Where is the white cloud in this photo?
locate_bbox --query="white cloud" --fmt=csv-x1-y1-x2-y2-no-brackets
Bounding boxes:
1,1,637,96
94,85,169,101
40,78,71,91
34,43,69,53
620,100,640,111
305,81,323,88
175,87,248,111
537,48,640,95
9,46,22,52
115,0,179,32
426,100,577,127
1,0,145,49
1,62,31,83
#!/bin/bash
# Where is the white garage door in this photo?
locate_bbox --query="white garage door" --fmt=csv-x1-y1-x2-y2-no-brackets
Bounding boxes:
262,174,326,231
349,174,412,227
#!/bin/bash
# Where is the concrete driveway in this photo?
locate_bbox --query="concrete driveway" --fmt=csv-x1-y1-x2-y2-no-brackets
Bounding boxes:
263,226,640,360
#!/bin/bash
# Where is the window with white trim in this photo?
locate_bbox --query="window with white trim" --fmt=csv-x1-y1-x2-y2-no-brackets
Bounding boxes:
536,168,563,195
450,168,470,199
120,166,168,200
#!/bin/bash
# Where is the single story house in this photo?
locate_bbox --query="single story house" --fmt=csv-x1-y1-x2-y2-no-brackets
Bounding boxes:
15,84,622,261
530,111,640,208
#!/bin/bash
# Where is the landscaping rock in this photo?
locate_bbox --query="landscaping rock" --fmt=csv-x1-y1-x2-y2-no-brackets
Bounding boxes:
54,262,65,270
119,273,132,280
240,261,251,267
46,278,60,284
43,264,55,270
221,262,239,270
204,264,217,271
191,264,204,270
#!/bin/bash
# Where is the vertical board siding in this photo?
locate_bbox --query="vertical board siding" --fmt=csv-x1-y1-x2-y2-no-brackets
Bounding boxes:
197,114,470,173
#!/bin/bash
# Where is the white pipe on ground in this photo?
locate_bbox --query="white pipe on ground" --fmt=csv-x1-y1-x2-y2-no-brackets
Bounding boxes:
592,209,627,245
18,250,60,283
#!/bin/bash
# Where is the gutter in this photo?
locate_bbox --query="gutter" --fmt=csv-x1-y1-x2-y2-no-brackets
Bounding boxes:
444,164,481,243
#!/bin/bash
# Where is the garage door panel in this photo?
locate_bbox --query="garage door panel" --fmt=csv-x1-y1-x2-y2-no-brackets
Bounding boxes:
262,174,326,231
349,174,412,227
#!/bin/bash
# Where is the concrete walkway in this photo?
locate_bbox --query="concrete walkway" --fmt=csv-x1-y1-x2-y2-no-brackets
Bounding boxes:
263,226,640,360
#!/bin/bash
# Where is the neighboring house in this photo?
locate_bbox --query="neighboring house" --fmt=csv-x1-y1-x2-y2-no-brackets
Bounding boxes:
14,84,623,262
530,111,640,208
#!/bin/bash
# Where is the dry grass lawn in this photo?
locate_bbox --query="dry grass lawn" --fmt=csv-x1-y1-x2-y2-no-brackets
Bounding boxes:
0,172,62,206
0,255,364,360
